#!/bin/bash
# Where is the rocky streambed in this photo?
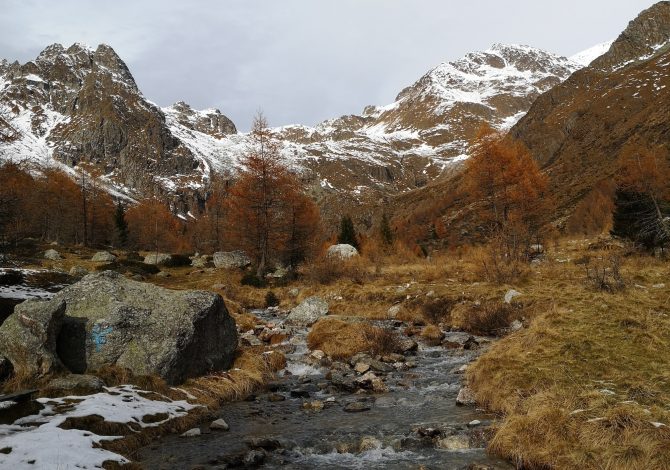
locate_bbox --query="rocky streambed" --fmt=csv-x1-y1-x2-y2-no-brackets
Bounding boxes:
139,308,511,469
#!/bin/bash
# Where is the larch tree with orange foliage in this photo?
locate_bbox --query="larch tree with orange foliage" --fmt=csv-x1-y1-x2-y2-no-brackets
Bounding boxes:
126,198,188,253
464,125,549,236
228,112,319,276
462,125,550,279
613,148,670,249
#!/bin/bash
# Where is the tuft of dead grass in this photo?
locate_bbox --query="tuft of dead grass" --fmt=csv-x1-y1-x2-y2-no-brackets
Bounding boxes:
304,256,369,285
307,317,400,359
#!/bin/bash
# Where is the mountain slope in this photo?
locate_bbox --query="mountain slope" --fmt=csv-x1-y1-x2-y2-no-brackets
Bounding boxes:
0,43,238,209
509,0,670,225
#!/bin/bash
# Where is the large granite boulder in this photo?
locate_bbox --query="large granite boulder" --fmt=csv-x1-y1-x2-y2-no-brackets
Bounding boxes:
326,244,359,260
213,251,251,269
55,271,238,384
285,297,329,327
0,298,66,378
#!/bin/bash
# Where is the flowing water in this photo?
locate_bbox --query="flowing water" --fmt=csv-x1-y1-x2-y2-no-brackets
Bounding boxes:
139,309,512,470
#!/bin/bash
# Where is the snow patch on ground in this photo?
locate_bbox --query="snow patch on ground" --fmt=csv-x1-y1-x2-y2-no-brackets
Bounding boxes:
0,385,197,469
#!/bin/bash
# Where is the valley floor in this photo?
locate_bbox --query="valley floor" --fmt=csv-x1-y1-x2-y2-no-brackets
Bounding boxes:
0,237,668,469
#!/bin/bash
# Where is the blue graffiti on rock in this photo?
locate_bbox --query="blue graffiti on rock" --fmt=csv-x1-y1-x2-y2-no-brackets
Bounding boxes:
91,323,113,352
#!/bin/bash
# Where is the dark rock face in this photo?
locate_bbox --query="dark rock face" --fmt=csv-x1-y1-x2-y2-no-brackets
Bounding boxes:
592,2,670,72
0,271,238,385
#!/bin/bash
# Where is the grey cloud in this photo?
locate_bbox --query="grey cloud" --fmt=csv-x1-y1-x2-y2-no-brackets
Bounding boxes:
0,0,657,130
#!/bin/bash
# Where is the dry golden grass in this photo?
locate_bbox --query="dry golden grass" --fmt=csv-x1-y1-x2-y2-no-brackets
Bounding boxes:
420,324,444,345
307,317,400,359
183,349,286,407
467,238,670,469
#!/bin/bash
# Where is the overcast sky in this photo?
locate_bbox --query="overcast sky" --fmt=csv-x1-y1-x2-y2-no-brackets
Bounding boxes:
0,0,658,130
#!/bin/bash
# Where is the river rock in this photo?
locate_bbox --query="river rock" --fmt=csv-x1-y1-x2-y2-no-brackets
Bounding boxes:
310,350,326,361
53,271,237,384
303,400,324,411
355,371,387,392
326,244,359,259
69,266,89,277
243,450,266,466
91,251,116,262
397,337,418,353
344,401,371,412
285,297,328,327
387,304,401,319
463,336,480,350
44,249,62,260
213,250,251,269
144,252,172,266
210,418,229,431
245,437,281,450
456,386,476,406
354,362,370,374
0,298,66,378
382,353,405,363
509,319,523,332
181,428,201,437
359,436,382,452
436,435,470,450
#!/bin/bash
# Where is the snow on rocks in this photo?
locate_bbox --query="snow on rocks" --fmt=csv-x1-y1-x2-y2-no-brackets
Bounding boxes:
0,385,197,468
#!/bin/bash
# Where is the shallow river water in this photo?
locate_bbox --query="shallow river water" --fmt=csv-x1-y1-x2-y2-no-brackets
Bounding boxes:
139,309,512,470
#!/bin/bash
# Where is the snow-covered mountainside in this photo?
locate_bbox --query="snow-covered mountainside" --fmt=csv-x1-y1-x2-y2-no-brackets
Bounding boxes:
166,44,583,202
0,42,583,215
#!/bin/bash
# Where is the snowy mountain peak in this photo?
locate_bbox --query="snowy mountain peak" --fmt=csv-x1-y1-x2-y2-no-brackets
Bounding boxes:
570,41,614,66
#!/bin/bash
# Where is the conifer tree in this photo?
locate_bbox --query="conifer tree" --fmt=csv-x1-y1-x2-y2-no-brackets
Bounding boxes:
113,201,129,248
337,215,358,249
380,213,393,247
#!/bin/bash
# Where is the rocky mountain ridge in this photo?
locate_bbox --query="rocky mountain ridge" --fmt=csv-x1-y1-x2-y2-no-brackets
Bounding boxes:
0,40,585,219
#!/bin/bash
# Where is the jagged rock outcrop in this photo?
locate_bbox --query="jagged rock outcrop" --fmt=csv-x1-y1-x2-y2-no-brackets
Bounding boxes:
165,101,237,137
0,43,232,198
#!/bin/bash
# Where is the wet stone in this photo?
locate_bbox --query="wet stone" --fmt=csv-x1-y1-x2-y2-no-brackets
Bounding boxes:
344,401,371,412
290,389,310,398
245,437,282,451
